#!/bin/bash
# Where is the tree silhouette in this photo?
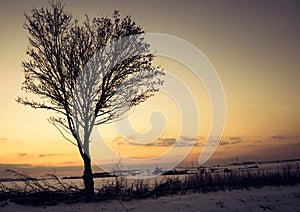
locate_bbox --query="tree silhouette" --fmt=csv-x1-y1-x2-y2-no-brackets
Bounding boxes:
17,1,164,196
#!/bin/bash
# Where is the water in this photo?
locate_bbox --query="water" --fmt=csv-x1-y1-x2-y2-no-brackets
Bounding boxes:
63,175,184,189
0,174,184,191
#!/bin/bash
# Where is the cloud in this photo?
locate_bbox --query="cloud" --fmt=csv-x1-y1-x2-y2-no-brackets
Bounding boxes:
180,136,197,142
271,135,287,139
0,138,24,144
229,136,241,141
113,135,244,147
0,138,8,144
219,140,230,145
113,136,201,147
208,136,243,146
61,161,76,165
230,141,242,145
129,138,176,147
152,138,176,146
227,136,242,144
271,135,299,140
176,137,202,147
147,136,203,147
17,153,27,157
38,153,64,157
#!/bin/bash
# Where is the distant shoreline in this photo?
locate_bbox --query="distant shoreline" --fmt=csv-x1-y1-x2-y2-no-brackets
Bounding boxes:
1,157,299,183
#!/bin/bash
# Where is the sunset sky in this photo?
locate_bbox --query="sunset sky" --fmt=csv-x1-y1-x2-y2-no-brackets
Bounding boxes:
0,0,299,177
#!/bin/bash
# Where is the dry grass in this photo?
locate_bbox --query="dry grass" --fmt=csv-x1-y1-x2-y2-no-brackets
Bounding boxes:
0,164,299,206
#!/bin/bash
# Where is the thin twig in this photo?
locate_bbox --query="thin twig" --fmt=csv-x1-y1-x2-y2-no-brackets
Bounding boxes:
48,119,78,146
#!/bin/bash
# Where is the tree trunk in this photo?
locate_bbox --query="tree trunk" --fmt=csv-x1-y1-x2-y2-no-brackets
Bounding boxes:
82,153,94,197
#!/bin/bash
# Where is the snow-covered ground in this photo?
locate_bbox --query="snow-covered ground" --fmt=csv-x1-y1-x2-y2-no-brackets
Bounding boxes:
1,184,300,211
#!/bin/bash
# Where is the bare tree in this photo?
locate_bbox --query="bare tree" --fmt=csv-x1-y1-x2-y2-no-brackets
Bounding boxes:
17,1,164,196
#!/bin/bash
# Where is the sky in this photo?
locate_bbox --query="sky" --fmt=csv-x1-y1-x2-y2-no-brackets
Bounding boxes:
0,0,300,177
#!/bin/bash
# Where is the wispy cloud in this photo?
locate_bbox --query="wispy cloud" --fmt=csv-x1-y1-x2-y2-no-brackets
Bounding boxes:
271,135,299,140
219,140,230,145
0,138,24,144
17,153,27,157
113,136,202,147
152,138,176,146
38,153,64,158
115,137,176,147
179,136,197,142
112,135,246,147
175,136,201,147
229,136,241,141
208,136,243,146
61,161,76,165
228,136,242,144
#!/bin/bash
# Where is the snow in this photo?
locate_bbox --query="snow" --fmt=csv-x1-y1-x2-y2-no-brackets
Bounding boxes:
1,184,300,211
